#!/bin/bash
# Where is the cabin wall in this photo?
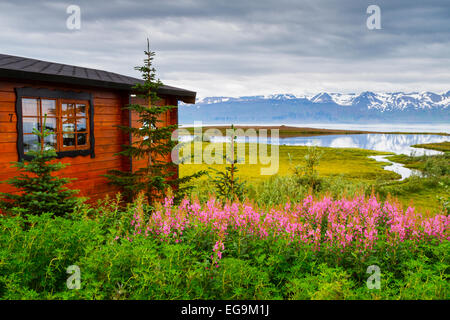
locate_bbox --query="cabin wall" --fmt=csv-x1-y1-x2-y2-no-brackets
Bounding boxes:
0,79,180,204
0,78,129,202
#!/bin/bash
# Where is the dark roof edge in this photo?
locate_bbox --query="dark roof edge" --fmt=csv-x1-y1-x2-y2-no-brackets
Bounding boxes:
0,68,196,104
151,85,197,104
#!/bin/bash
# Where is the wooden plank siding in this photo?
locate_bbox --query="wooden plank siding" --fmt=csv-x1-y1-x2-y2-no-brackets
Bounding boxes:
0,78,179,203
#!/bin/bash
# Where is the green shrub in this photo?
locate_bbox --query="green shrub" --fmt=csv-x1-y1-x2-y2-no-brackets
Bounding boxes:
211,258,277,299
285,264,355,300
247,175,306,207
423,154,450,178
0,118,79,217
0,212,103,299
289,146,324,192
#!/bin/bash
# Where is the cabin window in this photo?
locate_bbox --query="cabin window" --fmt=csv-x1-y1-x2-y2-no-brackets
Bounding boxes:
22,98,57,153
15,88,95,160
60,101,90,151
21,98,90,153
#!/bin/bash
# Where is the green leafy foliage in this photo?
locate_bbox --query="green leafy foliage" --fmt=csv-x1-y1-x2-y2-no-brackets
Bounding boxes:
0,117,79,216
437,181,449,214
423,154,450,178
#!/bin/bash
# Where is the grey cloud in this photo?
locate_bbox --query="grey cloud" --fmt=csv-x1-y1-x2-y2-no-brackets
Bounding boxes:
0,0,449,97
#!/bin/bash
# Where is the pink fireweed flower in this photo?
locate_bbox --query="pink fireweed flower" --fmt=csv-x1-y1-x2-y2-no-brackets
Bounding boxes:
122,194,449,262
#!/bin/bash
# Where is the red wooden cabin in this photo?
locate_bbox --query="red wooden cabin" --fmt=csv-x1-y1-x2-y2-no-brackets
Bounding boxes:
0,53,196,202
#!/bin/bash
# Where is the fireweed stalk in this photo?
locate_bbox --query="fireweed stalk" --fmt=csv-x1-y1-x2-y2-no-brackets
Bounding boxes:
125,194,449,267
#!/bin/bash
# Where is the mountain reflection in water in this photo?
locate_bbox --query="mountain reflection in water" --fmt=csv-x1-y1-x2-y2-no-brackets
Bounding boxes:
203,133,448,156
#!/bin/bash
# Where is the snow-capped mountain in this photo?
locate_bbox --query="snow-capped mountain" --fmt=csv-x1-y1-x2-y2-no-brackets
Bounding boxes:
310,92,334,104
194,91,450,110
180,91,450,124
349,91,450,111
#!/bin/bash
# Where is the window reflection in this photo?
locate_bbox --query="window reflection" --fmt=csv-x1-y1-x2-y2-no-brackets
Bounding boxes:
22,99,39,116
76,118,86,132
23,134,40,153
44,117,57,132
44,134,57,151
23,118,39,134
22,98,90,153
41,99,56,117
63,133,76,147
62,118,76,132
62,103,75,117
77,133,87,146
76,104,86,117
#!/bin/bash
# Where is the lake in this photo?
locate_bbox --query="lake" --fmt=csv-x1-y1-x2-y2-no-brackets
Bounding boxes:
200,133,447,156
181,123,450,134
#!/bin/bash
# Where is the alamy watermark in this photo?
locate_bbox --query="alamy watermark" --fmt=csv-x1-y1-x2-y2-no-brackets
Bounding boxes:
171,122,280,175
366,5,381,30
366,265,381,290
66,5,81,30
66,265,81,290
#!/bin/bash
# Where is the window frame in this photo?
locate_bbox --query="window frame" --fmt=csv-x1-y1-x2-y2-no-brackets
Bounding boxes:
15,88,95,161
59,99,91,151
21,97,59,154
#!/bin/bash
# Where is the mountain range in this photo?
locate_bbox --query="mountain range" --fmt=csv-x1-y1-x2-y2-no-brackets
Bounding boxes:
179,91,450,124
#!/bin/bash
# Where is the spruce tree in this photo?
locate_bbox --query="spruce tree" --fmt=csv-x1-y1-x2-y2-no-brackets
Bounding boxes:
0,116,79,216
210,160,246,202
106,39,203,203
209,125,247,202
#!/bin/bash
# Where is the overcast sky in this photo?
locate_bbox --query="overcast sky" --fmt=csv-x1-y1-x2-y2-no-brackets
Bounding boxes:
1,0,449,98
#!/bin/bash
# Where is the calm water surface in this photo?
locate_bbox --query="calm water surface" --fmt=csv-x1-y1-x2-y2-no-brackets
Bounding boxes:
181,123,450,134
201,133,448,156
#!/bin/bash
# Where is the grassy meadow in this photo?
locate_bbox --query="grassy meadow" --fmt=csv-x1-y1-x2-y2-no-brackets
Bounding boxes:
180,125,450,138
180,143,398,182
411,141,450,152
180,141,449,214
